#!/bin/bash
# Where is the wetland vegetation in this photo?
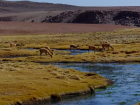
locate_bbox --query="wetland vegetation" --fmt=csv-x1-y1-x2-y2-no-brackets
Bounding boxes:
0,28,140,63
0,27,140,105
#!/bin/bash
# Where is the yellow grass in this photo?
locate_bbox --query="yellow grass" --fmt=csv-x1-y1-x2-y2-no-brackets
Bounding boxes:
0,62,111,105
1,42,140,63
0,28,140,50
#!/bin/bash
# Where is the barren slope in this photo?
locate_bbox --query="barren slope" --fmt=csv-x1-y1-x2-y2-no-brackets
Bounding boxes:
0,21,135,35
1,1,140,27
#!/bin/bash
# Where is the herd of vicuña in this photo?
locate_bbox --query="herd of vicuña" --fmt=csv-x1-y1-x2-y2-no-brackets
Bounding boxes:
8,41,114,58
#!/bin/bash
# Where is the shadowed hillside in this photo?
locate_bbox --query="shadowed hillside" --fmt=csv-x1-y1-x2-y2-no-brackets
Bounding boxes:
42,10,140,27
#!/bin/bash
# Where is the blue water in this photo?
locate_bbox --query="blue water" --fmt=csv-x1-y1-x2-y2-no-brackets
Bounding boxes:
57,49,95,55
44,62,140,105
27,48,95,55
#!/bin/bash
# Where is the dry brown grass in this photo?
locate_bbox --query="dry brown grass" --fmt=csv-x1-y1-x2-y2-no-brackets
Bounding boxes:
136,103,140,105
0,28,140,63
0,62,111,105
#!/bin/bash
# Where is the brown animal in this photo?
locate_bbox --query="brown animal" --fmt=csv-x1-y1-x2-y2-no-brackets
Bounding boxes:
70,44,79,51
39,48,53,58
102,43,114,51
88,45,100,53
45,46,53,55
10,42,16,48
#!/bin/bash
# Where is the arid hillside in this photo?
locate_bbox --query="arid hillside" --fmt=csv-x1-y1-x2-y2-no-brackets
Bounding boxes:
0,1,83,12
1,1,140,13
0,1,140,27
0,21,135,35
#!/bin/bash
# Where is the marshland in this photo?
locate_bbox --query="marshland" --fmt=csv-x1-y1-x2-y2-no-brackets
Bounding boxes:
1,28,140,62
0,25,140,105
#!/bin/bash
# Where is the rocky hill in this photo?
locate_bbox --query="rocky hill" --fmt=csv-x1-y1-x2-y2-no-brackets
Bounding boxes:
0,1,140,27
42,10,140,27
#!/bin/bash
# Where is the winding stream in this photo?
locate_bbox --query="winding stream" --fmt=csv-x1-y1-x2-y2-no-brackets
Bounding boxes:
44,62,140,105
4,48,140,105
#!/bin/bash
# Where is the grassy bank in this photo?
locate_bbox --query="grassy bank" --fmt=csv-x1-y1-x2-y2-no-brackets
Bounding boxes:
0,42,140,63
0,62,112,105
0,28,140,63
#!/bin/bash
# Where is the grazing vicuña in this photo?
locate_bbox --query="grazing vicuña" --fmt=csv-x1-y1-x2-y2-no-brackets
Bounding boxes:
102,43,114,51
88,45,100,53
70,44,79,51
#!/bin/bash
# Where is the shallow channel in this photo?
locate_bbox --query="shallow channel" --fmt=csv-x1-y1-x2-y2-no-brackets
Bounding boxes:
43,62,140,105
57,49,94,55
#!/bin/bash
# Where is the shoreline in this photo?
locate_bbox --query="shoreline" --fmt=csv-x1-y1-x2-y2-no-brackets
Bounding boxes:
15,81,113,105
1,56,140,63
0,62,113,105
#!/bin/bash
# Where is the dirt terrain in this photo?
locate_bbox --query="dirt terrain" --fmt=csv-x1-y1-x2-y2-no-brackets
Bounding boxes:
0,21,135,35
1,1,140,13
1,1,140,26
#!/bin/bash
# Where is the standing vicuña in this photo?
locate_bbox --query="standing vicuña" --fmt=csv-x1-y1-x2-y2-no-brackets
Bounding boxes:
102,43,114,51
39,48,53,58
88,45,100,53
70,44,79,51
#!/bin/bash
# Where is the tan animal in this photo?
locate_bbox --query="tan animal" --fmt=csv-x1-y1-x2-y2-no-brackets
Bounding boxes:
10,42,16,48
88,45,100,53
102,43,114,51
70,44,79,51
39,48,53,58
45,46,53,55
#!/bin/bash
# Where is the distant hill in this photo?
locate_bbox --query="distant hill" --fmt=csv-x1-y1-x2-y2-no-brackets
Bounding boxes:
1,1,140,13
0,1,84,12
0,1,140,27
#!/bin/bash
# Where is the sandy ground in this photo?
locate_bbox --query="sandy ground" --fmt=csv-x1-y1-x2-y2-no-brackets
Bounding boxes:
0,21,135,35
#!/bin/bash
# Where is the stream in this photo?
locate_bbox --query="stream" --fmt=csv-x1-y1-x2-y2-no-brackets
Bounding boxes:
57,49,94,55
44,62,140,105
4,48,140,105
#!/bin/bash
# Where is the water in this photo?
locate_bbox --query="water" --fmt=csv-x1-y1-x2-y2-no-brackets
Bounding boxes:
27,48,94,55
57,49,95,55
27,48,96,55
45,62,140,105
